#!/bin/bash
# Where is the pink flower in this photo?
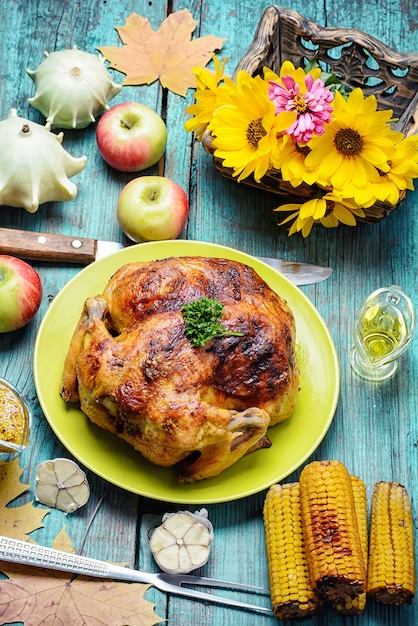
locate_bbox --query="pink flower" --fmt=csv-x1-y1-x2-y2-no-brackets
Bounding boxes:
268,74,334,144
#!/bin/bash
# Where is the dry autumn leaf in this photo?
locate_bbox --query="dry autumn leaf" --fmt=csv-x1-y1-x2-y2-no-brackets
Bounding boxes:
52,526,76,553
98,9,225,96
0,459,48,540
0,563,163,626
0,528,163,626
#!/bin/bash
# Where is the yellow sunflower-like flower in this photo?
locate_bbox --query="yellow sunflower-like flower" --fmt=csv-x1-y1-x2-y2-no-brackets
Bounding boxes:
195,56,226,91
184,57,418,238
277,192,365,237
340,134,418,206
271,134,328,187
209,75,289,183
304,89,404,192
372,134,418,204
184,57,234,140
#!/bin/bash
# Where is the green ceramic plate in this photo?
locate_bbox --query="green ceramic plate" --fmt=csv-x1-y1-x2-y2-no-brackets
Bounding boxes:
34,240,339,504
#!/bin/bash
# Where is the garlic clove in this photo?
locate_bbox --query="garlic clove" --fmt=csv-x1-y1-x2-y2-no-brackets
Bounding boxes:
35,458,90,513
150,508,214,574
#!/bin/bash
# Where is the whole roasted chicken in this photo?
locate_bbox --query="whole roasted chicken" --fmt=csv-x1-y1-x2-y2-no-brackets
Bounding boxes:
60,256,299,482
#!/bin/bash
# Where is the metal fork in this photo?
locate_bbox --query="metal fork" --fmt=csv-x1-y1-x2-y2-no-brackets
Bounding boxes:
0,535,273,614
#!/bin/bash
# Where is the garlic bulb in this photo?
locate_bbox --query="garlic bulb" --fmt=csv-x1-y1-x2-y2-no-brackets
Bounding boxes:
0,108,87,212
35,458,90,513
27,47,122,129
150,508,214,574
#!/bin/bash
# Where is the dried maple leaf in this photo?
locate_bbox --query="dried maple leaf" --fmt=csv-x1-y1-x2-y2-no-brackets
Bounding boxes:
0,529,163,625
0,563,163,626
0,459,48,540
98,9,225,96
52,526,75,553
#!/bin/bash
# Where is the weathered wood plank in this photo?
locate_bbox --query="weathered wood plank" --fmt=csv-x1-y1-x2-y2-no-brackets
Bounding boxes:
0,0,170,569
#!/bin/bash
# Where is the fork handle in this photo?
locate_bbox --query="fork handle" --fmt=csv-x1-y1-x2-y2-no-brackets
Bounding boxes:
0,535,154,585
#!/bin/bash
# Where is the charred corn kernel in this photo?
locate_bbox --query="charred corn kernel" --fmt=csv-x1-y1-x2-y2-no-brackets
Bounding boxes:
299,460,366,604
333,475,368,615
263,483,322,620
367,481,416,605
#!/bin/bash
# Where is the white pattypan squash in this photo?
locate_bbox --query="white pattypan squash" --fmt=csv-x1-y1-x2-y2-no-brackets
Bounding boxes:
0,109,87,213
27,47,122,129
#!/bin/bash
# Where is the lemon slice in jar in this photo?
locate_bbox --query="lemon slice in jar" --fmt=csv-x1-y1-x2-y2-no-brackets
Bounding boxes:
150,508,214,574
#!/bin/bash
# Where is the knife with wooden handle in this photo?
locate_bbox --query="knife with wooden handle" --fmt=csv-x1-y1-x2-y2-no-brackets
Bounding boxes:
0,227,332,285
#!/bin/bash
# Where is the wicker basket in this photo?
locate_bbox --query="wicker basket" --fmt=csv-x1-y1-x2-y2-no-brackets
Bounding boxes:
202,5,418,223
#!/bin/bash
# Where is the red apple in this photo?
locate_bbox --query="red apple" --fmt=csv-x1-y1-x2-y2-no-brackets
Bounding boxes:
117,176,189,242
96,102,167,172
0,255,43,333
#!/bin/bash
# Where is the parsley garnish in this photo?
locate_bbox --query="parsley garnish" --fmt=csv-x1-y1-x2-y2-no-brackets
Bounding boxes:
182,297,244,347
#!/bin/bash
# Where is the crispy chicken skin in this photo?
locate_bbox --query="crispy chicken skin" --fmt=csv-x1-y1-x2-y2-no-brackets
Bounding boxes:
60,256,299,482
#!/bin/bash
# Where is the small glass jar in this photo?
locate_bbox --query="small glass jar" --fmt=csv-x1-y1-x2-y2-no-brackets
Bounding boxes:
0,377,32,460
350,286,416,381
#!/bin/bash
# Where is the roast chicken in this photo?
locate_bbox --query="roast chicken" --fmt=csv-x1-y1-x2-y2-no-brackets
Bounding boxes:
60,256,300,482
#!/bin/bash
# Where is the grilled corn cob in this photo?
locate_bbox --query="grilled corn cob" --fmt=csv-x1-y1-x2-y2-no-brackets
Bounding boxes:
263,482,322,620
299,460,367,603
333,475,368,615
367,481,416,604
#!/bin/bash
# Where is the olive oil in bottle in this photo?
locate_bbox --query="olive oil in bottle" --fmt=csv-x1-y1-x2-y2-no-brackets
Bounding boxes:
351,286,415,381
359,302,407,364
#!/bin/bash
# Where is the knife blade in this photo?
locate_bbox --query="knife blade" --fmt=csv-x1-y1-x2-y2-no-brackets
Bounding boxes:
0,227,332,285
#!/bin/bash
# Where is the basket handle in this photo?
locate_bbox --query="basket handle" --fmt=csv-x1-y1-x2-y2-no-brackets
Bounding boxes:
396,91,418,136
234,5,418,122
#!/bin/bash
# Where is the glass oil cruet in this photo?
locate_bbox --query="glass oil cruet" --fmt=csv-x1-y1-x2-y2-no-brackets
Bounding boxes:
350,285,415,381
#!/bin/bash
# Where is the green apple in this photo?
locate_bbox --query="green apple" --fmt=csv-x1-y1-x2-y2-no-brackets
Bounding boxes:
117,176,189,242
0,255,42,332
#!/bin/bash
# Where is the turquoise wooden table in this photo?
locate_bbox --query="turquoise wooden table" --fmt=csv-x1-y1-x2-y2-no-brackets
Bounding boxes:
0,1,417,624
